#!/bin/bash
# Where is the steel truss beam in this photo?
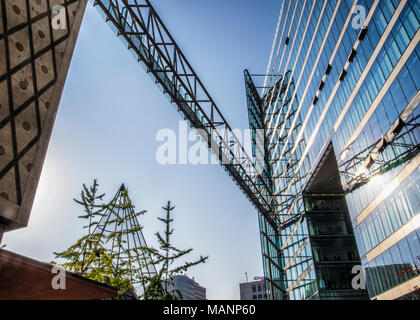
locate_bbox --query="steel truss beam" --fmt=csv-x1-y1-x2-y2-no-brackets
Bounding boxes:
340,112,420,192
92,0,281,229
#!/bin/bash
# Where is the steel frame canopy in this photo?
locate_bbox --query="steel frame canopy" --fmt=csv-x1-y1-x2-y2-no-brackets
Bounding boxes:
92,0,281,229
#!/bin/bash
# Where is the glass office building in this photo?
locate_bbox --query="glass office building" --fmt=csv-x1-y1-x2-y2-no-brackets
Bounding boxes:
0,0,417,301
246,0,419,300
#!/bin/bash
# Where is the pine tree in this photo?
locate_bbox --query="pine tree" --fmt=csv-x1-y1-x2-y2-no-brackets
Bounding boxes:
143,201,208,300
52,182,208,300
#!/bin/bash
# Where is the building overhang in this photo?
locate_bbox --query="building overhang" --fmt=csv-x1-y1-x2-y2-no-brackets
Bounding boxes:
304,143,344,194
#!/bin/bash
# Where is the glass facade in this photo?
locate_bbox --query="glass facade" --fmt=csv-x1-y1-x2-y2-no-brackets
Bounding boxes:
247,0,420,300
305,193,369,300
364,228,420,298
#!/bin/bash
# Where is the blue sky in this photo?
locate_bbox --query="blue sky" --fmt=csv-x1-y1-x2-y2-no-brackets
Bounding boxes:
4,0,281,300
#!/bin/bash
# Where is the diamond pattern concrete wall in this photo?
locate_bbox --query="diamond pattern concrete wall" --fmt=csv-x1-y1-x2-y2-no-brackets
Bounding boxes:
0,0,87,231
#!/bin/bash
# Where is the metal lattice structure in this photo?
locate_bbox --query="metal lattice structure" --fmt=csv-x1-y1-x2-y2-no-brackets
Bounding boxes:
92,0,281,230
245,69,316,298
245,70,286,299
80,184,156,294
263,76,314,297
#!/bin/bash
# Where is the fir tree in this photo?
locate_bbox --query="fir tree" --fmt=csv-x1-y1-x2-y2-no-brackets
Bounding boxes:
52,181,152,297
143,201,208,300
52,182,208,300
